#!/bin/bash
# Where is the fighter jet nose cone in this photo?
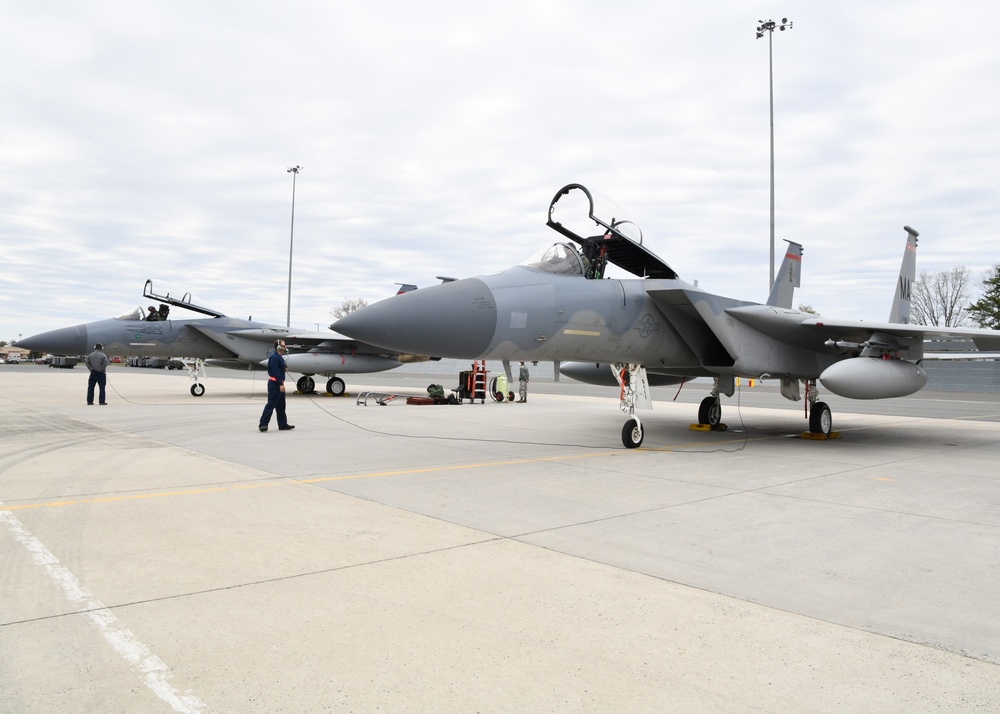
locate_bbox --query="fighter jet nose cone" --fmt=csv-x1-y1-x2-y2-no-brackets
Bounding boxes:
335,278,497,358
17,324,89,355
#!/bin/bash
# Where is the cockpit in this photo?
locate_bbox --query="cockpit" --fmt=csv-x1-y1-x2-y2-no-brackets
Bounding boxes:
113,305,170,321
520,242,587,276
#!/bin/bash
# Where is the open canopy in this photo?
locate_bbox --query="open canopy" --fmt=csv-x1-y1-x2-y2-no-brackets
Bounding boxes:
545,183,678,280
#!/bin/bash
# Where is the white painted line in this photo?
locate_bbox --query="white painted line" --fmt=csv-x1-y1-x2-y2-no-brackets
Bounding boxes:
1,507,207,713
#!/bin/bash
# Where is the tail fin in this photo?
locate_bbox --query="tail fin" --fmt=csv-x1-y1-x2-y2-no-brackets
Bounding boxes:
766,240,803,308
888,226,919,324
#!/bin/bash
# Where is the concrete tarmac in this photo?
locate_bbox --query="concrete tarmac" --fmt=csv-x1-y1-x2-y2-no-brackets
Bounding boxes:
2,366,1000,712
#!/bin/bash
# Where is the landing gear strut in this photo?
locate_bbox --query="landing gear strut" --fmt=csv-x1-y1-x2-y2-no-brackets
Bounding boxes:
185,358,207,397
614,363,649,448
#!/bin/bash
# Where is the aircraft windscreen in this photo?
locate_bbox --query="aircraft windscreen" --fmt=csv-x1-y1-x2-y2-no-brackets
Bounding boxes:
519,242,584,275
114,307,144,321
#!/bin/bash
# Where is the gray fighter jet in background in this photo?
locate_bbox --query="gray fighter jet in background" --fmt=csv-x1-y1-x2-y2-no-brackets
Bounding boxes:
17,280,432,396
334,183,1000,447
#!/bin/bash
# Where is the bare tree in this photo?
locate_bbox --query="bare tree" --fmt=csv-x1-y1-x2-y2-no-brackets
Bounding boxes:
910,266,972,327
332,298,369,320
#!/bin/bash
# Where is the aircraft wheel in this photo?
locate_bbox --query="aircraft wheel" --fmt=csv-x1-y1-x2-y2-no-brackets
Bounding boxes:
698,396,721,426
191,383,205,397
327,377,346,396
297,376,316,394
622,418,644,448
809,401,833,436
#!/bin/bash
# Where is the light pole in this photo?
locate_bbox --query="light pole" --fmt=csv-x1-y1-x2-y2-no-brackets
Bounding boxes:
756,17,792,291
286,165,302,327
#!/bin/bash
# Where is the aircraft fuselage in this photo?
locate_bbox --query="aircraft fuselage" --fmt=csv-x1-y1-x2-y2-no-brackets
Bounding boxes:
19,317,277,363
335,266,848,382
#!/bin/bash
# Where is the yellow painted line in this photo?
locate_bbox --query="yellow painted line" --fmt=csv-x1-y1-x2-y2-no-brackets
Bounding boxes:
1,451,624,511
563,329,602,337
299,451,621,484
1,482,280,510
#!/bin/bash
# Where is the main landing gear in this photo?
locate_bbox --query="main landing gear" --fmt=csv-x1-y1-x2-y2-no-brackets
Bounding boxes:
614,371,835,448
805,379,833,437
697,394,722,428
694,377,834,438
295,375,346,396
690,377,730,432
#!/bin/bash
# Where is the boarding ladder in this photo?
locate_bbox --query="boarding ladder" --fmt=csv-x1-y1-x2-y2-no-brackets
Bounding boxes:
463,360,488,403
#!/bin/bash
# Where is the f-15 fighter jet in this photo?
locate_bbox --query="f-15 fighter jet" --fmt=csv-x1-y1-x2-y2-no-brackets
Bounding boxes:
18,280,433,397
333,183,1000,447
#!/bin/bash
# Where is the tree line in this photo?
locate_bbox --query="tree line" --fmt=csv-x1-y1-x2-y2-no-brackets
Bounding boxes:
798,265,999,328
912,264,1000,329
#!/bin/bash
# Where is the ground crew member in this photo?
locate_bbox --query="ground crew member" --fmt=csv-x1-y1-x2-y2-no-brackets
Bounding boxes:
517,361,529,403
85,343,109,405
258,339,294,432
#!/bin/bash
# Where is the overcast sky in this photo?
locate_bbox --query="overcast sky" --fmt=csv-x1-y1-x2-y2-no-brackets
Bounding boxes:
4,1,1000,344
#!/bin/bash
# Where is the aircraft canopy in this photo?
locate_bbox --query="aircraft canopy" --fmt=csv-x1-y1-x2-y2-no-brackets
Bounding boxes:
143,279,224,317
546,183,678,279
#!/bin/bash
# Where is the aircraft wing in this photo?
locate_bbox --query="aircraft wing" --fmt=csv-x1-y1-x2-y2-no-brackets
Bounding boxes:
649,289,1000,370
184,325,368,349
285,330,387,351
800,317,1000,353
286,330,357,342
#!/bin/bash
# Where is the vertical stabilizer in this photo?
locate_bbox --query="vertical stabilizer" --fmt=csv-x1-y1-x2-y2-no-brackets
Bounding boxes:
888,226,919,324
766,240,803,308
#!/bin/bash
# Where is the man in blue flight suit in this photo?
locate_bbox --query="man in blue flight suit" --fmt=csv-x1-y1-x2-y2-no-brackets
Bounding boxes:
258,339,295,432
